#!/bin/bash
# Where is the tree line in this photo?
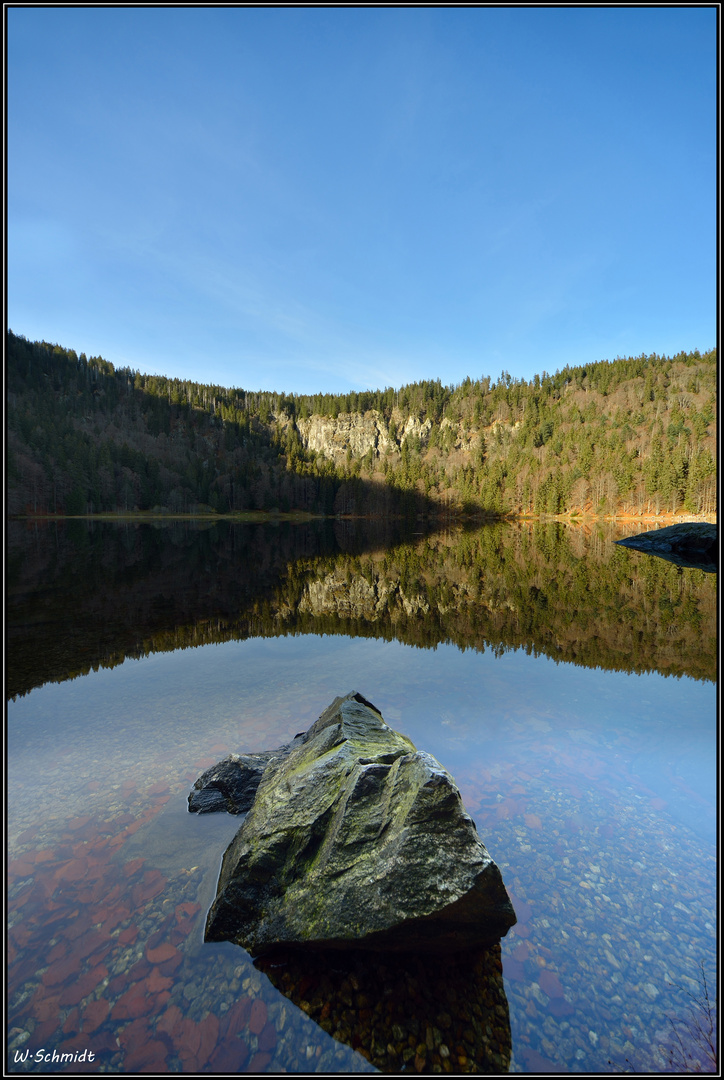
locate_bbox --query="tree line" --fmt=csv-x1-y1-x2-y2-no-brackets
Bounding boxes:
6,330,717,519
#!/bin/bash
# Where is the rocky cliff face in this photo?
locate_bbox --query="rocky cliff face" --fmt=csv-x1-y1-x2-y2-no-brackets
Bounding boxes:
295,408,433,466
397,411,433,446
296,411,393,466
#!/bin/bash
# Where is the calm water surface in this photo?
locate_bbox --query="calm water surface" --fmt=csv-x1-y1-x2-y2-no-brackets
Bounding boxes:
7,520,717,1073
8,629,716,1073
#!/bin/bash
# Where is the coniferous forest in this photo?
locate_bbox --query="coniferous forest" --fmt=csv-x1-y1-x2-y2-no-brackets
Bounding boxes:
6,330,717,520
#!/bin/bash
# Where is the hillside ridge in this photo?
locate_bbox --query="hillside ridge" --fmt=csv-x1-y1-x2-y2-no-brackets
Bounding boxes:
6,331,717,519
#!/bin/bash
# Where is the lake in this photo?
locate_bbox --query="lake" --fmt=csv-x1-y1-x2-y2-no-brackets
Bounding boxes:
7,518,717,1073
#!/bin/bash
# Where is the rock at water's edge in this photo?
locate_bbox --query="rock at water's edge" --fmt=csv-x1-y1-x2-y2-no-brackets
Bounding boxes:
202,692,516,956
615,522,717,573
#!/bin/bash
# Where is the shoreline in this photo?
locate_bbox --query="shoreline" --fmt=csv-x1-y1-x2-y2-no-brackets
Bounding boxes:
510,512,717,525
10,511,717,526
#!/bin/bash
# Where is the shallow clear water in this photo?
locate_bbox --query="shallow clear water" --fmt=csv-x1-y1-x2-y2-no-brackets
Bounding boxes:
8,631,716,1073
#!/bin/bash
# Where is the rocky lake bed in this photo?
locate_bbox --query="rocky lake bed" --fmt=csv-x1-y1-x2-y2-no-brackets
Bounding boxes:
7,521,717,1073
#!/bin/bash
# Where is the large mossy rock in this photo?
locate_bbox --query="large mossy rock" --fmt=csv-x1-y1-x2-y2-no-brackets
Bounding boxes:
203,692,516,956
615,522,717,573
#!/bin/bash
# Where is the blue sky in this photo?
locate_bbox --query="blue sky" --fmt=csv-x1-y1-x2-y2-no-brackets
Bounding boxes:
8,7,716,395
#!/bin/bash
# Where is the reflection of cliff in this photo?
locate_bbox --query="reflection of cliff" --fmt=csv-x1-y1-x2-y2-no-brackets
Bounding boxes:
7,519,716,700
254,944,511,1074
296,574,431,620
281,522,716,682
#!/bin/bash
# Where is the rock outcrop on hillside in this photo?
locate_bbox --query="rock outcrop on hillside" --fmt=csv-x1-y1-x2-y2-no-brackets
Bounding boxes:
296,411,394,466
295,408,435,467
195,692,516,956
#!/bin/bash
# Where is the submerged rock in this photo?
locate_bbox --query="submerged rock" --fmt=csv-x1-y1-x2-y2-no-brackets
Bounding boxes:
615,522,717,573
201,691,516,956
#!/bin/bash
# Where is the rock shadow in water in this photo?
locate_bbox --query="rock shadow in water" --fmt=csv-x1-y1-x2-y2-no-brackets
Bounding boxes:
254,942,512,1074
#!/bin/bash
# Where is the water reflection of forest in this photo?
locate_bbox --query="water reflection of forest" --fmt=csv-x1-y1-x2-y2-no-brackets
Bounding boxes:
7,517,716,700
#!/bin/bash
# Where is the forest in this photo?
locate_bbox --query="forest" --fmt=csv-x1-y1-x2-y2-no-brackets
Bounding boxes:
6,330,717,519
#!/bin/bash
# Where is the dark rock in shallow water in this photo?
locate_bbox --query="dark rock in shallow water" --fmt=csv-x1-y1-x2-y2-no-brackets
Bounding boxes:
615,522,717,573
199,692,516,956
188,747,296,814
